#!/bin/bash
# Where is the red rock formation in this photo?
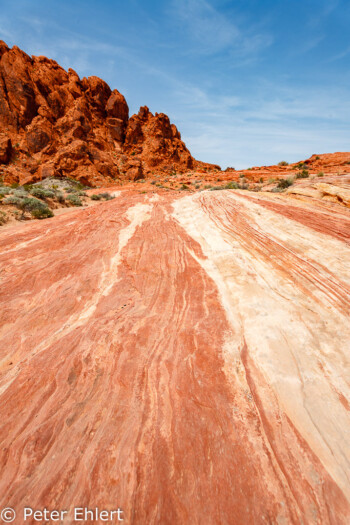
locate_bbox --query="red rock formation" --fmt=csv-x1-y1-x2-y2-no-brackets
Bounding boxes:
0,41,211,186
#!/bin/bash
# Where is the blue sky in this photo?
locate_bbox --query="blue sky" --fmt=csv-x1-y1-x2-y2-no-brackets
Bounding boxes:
0,0,349,168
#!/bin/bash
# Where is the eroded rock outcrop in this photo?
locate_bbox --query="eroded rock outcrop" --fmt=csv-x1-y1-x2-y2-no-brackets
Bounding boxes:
0,41,211,186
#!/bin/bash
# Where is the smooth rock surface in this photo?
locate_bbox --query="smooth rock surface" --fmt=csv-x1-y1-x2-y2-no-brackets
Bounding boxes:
0,189,349,524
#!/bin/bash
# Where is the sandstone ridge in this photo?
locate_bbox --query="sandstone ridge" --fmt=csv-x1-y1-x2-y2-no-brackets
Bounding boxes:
0,41,217,186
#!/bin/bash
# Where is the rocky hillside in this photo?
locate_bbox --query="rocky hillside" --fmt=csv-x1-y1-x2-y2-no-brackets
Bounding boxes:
0,41,218,186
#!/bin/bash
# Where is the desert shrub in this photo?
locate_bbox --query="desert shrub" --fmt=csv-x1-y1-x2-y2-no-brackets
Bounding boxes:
0,186,11,195
278,161,289,166
151,181,156,185
19,197,46,211
30,187,55,199
13,189,28,198
66,178,86,190
31,207,54,219
67,194,82,206
181,184,189,190
210,186,223,191
239,173,245,178
90,194,102,200
296,169,309,179
277,178,293,189
7,197,54,219
315,156,320,160
99,193,114,200
225,181,238,189
295,162,308,170
317,171,324,177
0,211,8,225
259,177,264,183
3,196,22,206
55,192,65,203
10,182,19,188
204,184,212,189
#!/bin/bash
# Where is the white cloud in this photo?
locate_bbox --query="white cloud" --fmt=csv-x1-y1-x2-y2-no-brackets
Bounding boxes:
169,0,272,57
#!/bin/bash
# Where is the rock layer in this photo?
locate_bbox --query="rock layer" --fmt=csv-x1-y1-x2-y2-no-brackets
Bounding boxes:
0,42,216,186
0,189,349,523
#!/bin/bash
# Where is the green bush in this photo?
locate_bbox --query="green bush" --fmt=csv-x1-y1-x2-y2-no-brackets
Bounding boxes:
277,178,294,189
225,181,238,189
278,161,289,166
0,211,8,225
67,194,82,206
100,193,114,200
55,192,65,203
31,207,54,219
13,189,28,198
3,196,22,206
30,187,55,199
317,171,324,177
0,186,11,195
296,169,309,179
90,194,102,200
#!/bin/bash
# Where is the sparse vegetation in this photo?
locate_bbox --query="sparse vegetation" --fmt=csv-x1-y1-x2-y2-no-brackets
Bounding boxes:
3,196,22,206
30,187,55,200
278,161,289,166
0,210,8,225
277,178,293,189
91,194,102,200
224,181,238,189
7,196,54,219
31,206,54,219
67,194,83,206
296,169,309,179
317,171,324,177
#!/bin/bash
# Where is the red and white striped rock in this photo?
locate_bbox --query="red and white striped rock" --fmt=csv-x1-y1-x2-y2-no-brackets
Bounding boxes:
0,189,349,524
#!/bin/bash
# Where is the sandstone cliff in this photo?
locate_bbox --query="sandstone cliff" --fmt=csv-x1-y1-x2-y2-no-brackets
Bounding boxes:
0,41,217,186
